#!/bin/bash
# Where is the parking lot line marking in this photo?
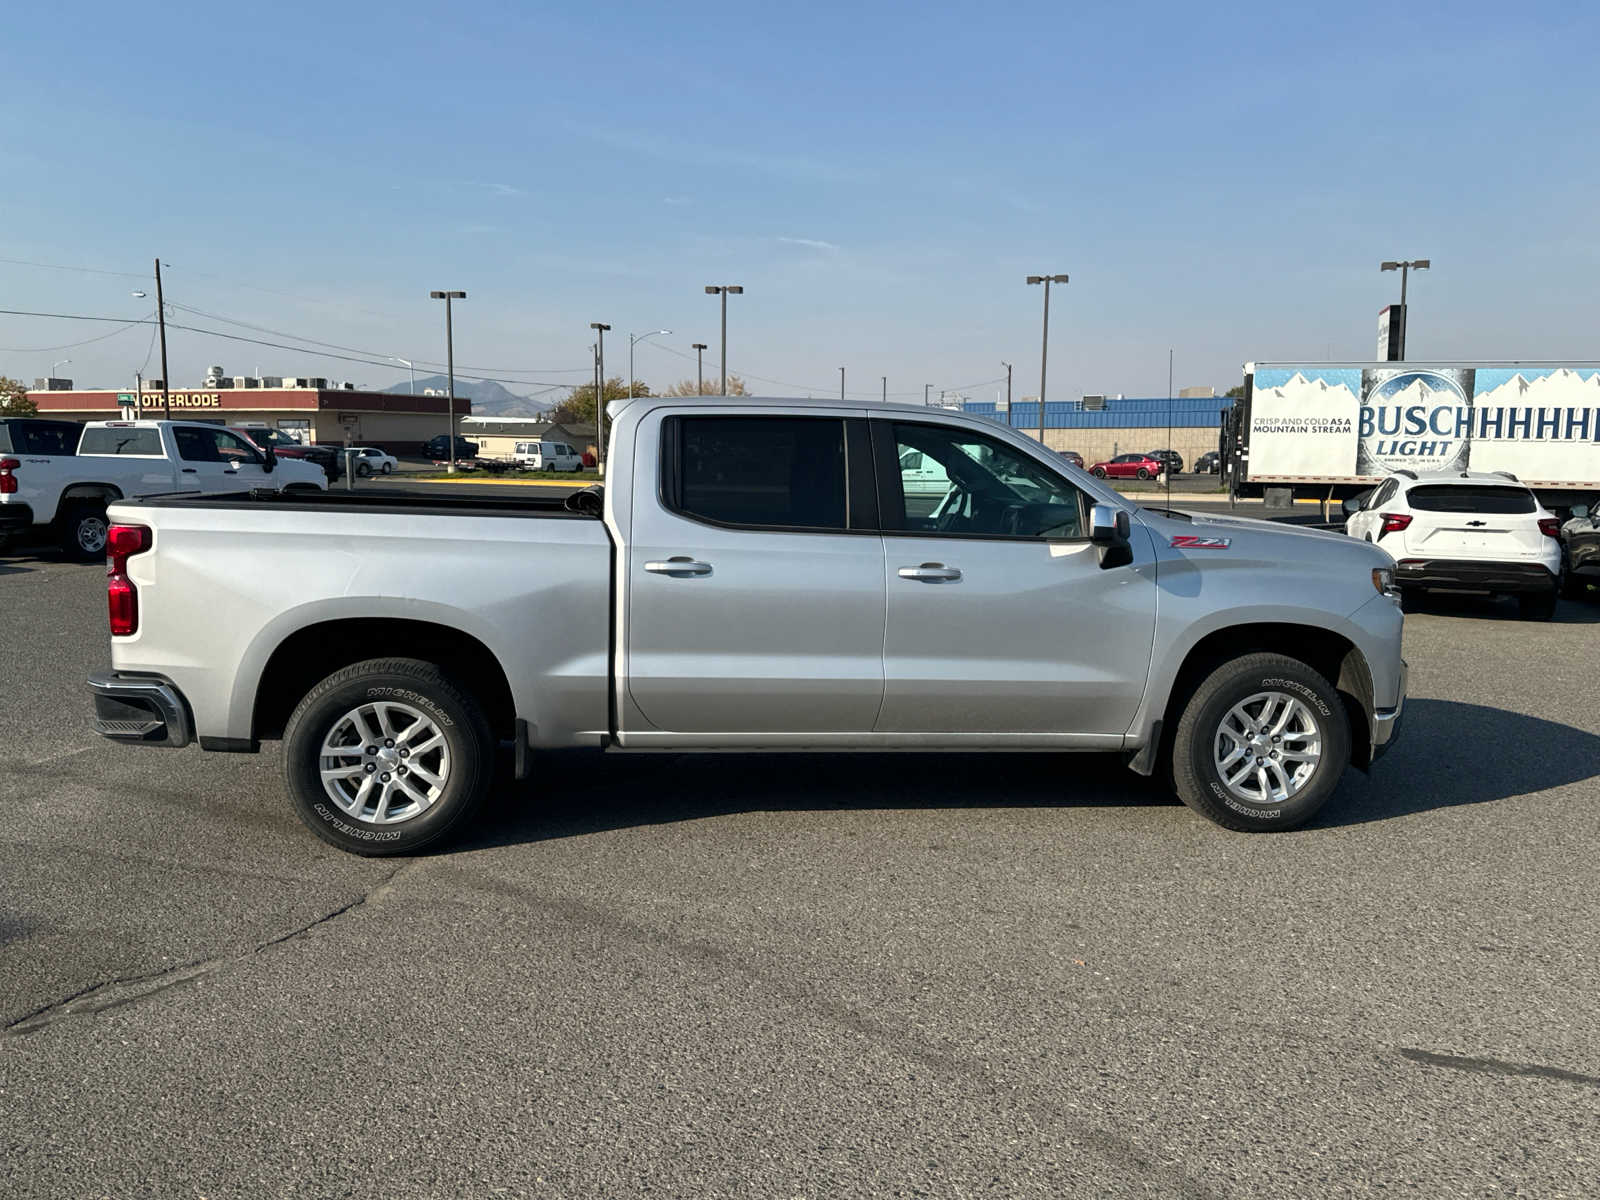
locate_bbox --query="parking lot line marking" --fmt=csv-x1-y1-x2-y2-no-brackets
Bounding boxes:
27,745,95,767
406,476,592,488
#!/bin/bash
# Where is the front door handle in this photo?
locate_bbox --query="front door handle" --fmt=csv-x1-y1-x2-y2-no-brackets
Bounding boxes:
898,562,962,583
645,556,713,577
181,468,198,473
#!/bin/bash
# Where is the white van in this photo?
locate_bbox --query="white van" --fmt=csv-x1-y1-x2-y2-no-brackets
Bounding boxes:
514,440,583,472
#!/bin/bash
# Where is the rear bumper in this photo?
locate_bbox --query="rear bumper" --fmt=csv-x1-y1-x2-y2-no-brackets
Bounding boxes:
1369,658,1406,763
88,671,193,748
1395,558,1557,594
0,503,36,533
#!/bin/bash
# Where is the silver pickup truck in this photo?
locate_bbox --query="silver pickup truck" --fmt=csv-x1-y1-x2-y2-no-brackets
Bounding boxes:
90,396,1406,854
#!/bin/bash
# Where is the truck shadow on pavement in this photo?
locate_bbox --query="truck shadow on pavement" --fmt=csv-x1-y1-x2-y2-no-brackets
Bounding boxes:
459,699,1600,849
463,750,1175,851
1407,593,1600,624
1318,698,1600,826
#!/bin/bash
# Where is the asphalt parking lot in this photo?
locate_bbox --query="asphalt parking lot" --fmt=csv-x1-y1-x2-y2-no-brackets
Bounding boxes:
3,521,1599,1198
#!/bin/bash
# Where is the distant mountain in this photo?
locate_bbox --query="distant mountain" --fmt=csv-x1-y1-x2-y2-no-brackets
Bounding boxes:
382,375,546,417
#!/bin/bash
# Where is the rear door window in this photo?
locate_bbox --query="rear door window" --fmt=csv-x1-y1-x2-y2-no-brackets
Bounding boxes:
1406,485,1535,514
10,421,80,454
665,415,847,530
79,426,162,456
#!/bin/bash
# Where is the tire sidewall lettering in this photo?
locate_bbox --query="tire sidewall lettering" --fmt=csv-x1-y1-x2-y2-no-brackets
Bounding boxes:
313,802,404,842
363,686,455,727
1258,676,1333,718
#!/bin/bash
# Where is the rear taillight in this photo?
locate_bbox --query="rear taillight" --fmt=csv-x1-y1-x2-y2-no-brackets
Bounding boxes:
1538,518,1561,539
0,457,19,495
106,524,151,636
1379,513,1413,535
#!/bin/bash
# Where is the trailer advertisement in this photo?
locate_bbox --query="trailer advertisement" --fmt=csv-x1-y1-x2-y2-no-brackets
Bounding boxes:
1239,363,1600,495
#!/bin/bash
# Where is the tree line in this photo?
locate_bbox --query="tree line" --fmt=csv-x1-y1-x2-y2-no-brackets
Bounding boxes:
549,375,749,425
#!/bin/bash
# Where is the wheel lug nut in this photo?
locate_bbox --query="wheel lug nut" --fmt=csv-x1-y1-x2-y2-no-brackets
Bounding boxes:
364,763,376,773
365,745,377,755
399,748,409,758
398,766,408,776
385,739,394,748
380,772,391,782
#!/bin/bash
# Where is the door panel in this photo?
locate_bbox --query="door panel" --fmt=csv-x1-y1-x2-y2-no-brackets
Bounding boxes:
874,419,1157,738
879,535,1156,735
624,411,886,734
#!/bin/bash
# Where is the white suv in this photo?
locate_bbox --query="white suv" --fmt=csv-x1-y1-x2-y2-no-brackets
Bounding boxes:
1343,470,1562,619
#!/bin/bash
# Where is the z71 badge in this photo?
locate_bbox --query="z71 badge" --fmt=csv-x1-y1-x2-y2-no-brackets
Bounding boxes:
1169,535,1232,549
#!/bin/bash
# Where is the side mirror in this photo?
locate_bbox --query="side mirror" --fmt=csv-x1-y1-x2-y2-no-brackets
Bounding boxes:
1341,497,1363,517
564,485,604,517
1572,504,1590,520
1089,503,1133,570
261,443,277,473
1090,503,1131,543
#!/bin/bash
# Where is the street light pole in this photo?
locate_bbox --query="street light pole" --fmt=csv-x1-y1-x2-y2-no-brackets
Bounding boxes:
590,322,611,473
1026,273,1069,445
154,258,171,417
704,285,743,394
629,329,671,400
839,367,845,400
1380,259,1429,359
430,290,467,472
691,343,708,394
394,357,415,394
1002,361,1013,426
924,383,931,406
881,376,887,403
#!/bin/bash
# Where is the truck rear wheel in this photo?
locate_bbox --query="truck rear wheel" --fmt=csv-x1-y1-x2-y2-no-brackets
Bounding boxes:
1169,653,1350,833
58,502,110,560
282,657,495,856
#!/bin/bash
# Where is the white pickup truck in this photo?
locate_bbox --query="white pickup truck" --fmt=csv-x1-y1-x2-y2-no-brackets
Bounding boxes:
89,396,1407,854
0,419,326,558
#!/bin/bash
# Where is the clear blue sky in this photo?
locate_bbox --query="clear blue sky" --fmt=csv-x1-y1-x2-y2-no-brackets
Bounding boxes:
3,0,1595,404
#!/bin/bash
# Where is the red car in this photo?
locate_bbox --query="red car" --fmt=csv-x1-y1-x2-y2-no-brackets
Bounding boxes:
1089,453,1164,480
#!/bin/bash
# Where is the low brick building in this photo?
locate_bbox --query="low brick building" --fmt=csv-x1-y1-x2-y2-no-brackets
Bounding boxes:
27,382,468,455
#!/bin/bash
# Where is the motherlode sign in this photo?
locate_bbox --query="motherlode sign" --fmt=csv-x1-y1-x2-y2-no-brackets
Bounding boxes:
1245,363,1600,486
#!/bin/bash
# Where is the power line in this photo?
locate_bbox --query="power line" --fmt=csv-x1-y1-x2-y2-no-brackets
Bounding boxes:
166,301,592,377
162,319,585,388
0,314,152,353
0,307,153,323
0,255,149,279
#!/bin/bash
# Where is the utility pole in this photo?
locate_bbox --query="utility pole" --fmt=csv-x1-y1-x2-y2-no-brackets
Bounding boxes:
924,383,931,406
704,285,743,394
1002,361,1012,426
430,290,466,472
691,343,708,394
154,258,171,416
881,376,887,403
590,322,611,472
839,367,845,400
1026,273,1069,445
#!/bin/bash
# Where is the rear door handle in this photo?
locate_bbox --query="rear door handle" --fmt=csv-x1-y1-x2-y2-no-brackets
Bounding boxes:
181,468,198,473
645,556,713,577
898,563,962,583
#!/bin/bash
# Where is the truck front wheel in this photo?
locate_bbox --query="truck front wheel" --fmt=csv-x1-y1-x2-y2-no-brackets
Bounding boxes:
282,657,495,856
1169,653,1350,833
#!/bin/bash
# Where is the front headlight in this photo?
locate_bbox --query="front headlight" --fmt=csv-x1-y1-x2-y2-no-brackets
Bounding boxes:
1372,566,1399,599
